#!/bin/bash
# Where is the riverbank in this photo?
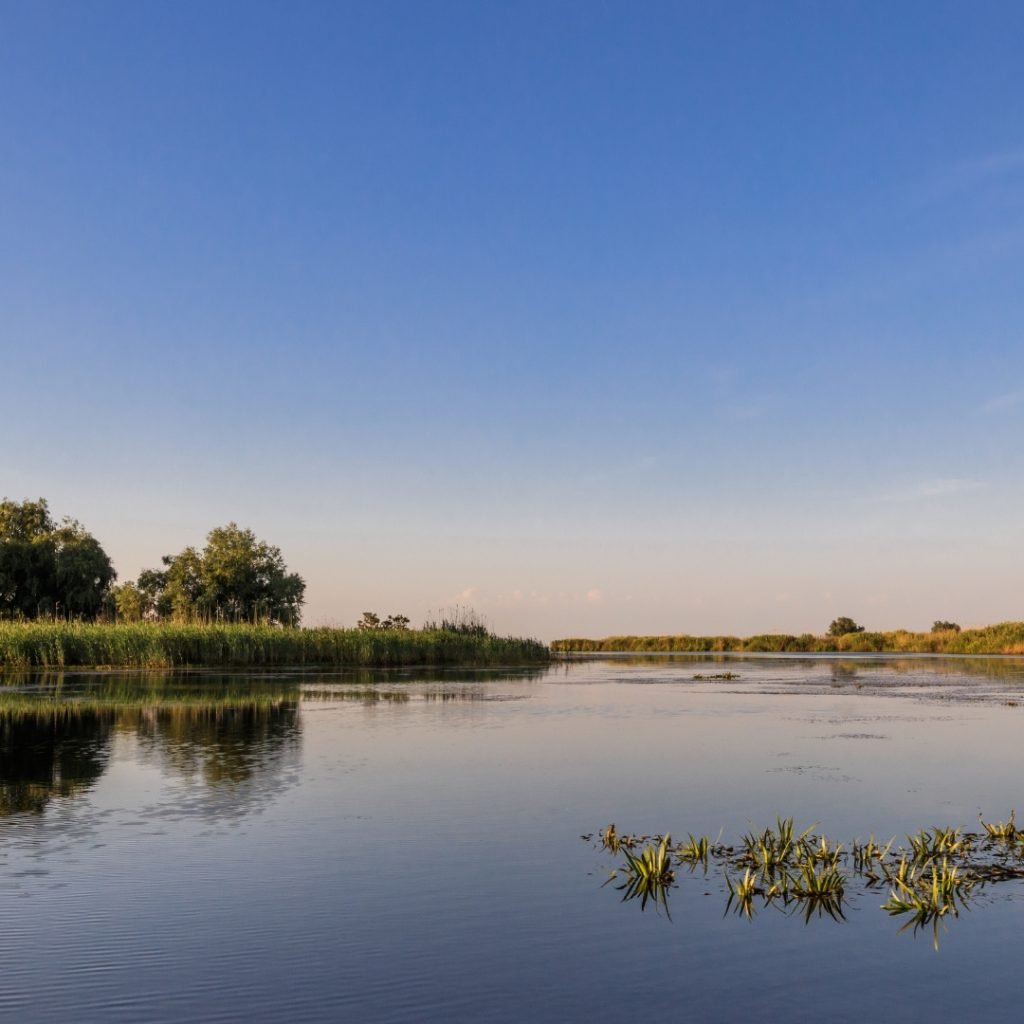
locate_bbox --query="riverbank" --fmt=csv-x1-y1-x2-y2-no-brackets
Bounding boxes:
552,621,1024,655
0,622,550,669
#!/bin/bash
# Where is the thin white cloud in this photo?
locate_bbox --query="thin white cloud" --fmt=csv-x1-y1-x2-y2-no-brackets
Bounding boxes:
982,390,1024,414
916,147,1024,205
873,479,986,503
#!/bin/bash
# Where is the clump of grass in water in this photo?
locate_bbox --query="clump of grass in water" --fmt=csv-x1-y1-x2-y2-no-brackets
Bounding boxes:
882,857,975,950
906,826,970,862
724,868,759,919
600,823,618,852
675,834,711,869
614,834,675,916
980,810,1016,841
740,816,814,879
586,814,1017,946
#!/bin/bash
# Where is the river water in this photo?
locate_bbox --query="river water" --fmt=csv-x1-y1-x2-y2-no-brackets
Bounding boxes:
1,656,1022,1022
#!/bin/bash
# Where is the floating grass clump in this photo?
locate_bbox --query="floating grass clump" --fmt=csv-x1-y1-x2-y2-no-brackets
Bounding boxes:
881,857,975,949
980,810,1017,841
0,621,549,670
593,812,1024,947
615,834,675,915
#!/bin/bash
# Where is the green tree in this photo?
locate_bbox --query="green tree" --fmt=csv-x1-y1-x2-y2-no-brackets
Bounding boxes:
0,498,115,619
140,523,305,625
827,616,864,637
932,620,961,633
52,520,116,618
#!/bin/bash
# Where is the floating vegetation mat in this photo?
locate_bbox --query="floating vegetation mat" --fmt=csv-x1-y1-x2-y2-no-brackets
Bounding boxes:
586,814,1024,948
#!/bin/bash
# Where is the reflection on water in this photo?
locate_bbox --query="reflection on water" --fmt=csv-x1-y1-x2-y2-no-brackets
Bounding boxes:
0,711,112,816
0,676,304,820
0,668,547,822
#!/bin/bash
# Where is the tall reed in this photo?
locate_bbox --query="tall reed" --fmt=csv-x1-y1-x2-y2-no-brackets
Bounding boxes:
0,622,549,670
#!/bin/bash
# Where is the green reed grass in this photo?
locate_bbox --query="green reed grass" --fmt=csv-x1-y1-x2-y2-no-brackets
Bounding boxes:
552,620,1024,655
0,622,549,670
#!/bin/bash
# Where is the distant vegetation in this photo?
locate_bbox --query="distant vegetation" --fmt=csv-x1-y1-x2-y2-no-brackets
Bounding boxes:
828,616,864,637
552,621,1024,655
0,621,549,669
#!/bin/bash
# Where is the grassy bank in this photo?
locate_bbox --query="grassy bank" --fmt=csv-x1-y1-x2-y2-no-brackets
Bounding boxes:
552,621,1024,655
0,622,549,670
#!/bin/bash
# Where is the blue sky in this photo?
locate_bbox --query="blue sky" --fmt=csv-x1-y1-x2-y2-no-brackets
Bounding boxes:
3,1,1023,639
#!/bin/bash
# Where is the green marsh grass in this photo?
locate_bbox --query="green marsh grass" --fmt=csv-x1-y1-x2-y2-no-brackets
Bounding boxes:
553,620,1024,655
0,621,549,670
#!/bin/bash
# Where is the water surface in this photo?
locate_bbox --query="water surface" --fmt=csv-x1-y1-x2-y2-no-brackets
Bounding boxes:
1,656,1022,1022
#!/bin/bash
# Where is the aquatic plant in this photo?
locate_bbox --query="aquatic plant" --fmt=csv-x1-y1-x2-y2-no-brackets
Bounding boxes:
588,812,1024,946
724,868,759,918
980,810,1017,841
616,834,675,915
676,833,711,868
882,857,975,949
906,826,969,862
600,823,620,853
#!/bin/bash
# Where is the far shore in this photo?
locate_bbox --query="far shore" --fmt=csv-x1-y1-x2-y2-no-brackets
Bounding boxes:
551,621,1024,656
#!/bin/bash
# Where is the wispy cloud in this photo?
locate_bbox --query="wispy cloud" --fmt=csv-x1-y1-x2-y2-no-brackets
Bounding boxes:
916,147,1024,206
873,478,986,503
982,390,1024,414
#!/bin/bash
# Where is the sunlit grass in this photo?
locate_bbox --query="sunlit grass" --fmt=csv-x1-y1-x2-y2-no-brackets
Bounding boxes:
552,620,1024,654
0,621,550,669
615,834,675,916
590,812,1024,946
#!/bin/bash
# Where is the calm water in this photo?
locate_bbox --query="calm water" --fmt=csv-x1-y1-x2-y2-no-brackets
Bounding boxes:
1,656,1023,1022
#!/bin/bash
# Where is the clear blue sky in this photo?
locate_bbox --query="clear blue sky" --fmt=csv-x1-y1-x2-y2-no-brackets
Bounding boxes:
3,1,1023,639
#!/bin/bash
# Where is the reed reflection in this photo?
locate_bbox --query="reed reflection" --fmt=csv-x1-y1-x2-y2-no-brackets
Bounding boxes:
0,676,304,818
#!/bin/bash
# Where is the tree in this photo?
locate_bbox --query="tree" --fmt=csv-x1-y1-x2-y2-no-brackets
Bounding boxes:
139,523,305,625
0,498,115,619
110,582,142,622
357,612,411,631
827,616,864,637
932,620,961,633
52,520,116,618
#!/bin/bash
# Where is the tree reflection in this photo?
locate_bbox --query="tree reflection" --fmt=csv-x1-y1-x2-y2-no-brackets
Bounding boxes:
0,688,301,819
0,710,112,815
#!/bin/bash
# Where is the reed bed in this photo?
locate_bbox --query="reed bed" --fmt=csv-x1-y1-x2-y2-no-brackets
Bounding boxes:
554,621,1024,655
0,622,549,670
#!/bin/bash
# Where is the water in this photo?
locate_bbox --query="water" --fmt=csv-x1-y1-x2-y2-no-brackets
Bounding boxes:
1,656,1023,1022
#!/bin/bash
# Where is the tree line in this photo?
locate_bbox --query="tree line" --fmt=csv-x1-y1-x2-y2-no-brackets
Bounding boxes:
0,498,305,625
